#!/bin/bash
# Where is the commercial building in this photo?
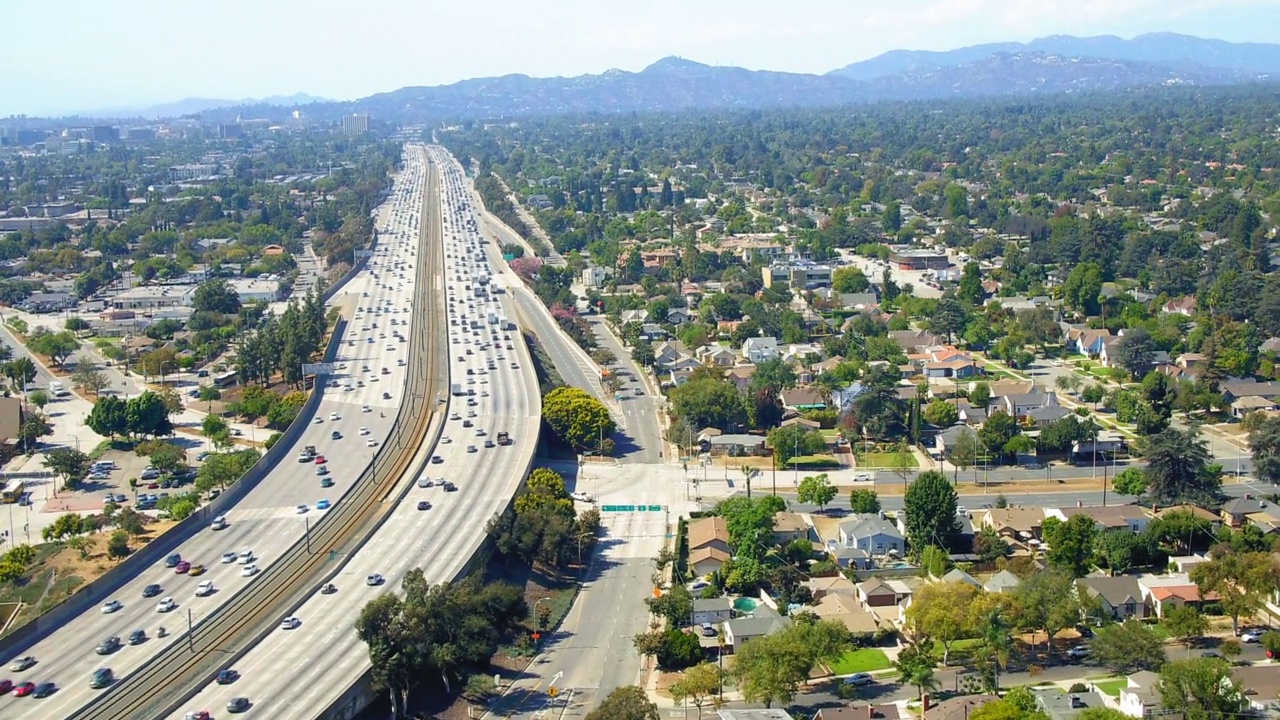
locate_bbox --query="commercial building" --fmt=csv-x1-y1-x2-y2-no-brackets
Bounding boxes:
110,284,197,311
888,250,950,270
228,277,284,304
342,113,370,135
762,260,832,289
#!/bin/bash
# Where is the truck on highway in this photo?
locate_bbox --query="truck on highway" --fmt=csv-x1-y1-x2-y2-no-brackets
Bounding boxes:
298,445,317,463
496,431,511,446
49,380,69,397
487,312,499,325
451,383,465,396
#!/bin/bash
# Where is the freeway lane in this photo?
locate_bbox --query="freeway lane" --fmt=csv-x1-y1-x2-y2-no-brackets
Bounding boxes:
169,144,541,719
0,149,430,719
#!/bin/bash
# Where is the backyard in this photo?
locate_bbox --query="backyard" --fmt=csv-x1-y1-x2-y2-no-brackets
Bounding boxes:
827,647,893,675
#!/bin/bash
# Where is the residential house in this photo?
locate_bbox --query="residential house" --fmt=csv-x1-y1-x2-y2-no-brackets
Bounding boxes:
637,323,667,341
999,391,1060,419
1034,688,1108,720
688,517,732,576
772,512,809,544
741,336,780,364
1163,296,1197,316
692,597,732,626
1117,671,1162,718
984,569,1021,594
1231,395,1278,418
1049,505,1151,534
979,507,1046,539
938,568,981,586
668,367,696,387
723,605,790,651
689,546,730,576
829,546,872,570
838,292,881,311
706,434,768,457
1078,576,1149,620
1071,328,1113,357
619,309,650,325
652,341,684,368
837,514,905,556
888,329,944,353
914,346,981,379
1176,353,1207,370
926,695,998,720
815,705,900,720
809,591,881,635
1221,496,1267,528
1136,572,1218,617
856,579,913,617
780,387,827,413
666,308,692,325
1231,666,1280,714
725,365,756,392
1221,380,1280,404
697,345,738,368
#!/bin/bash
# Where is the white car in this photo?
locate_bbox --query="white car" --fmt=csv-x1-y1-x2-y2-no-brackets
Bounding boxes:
362,404,372,413
242,563,259,577
101,600,122,614
312,416,323,424
570,492,594,503
359,427,370,436
366,439,378,447
156,597,177,613
280,616,301,630
329,411,339,421
296,504,309,514
221,552,238,564
440,436,452,444
238,551,254,564
195,581,215,597
1241,629,1264,643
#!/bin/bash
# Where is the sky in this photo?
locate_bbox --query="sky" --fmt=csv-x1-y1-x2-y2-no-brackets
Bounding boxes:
4,0,1280,117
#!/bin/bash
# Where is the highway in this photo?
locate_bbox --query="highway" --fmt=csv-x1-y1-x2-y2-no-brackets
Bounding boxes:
0,147,431,718
166,145,541,719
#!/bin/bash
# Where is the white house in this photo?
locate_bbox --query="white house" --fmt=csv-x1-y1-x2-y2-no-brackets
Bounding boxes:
741,336,780,364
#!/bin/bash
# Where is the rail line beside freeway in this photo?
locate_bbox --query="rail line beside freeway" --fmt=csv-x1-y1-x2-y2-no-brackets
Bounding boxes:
65,146,449,720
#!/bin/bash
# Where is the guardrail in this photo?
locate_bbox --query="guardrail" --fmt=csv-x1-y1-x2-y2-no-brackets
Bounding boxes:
69,156,448,720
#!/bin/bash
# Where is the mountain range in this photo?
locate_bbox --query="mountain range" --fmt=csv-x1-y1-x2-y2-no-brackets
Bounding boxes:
78,93,330,120
96,33,1280,122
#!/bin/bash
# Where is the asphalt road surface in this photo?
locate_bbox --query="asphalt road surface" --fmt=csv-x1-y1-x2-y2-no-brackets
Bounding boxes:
167,144,541,719
0,147,428,720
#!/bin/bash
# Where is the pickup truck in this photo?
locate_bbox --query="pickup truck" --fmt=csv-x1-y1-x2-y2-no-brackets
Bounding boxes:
298,445,317,463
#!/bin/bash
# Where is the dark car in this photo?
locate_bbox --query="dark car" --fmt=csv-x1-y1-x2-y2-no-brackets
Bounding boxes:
128,629,147,645
431,455,443,464
90,668,113,688
416,501,432,511
142,583,162,598
33,682,57,698
331,431,341,440
164,553,182,568
442,481,457,492
96,637,121,655
227,697,251,713
215,669,239,685
321,583,337,595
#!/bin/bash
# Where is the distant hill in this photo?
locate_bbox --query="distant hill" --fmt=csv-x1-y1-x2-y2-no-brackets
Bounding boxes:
74,33,1280,123
79,93,330,120
829,32,1280,80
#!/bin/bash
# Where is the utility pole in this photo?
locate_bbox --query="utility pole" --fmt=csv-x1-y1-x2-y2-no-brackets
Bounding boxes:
187,608,195,652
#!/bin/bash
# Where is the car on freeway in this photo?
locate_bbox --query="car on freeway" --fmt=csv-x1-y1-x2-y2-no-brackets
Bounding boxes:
321,583,337,595
101,600,122,614
366,573,385,586
416,477,434,488
222,552,238,564
440,435,452,444
442,481,457,492
0,679,11,694
189,564,206,576
210,515,228,531
12,681,36,697
9,655,36,672
316,465,330,476
280,616,301,630
227,697,251,713
320,476,334,488
164,553,182,568
184,712,212,720
417,500,432,511
466,445,477,453
173,559,192,574
128,629,147,645
195,581,215,597
366,439,378,447
315,455,327,465
144,585,163,600
242,563,259,577
362,404,372,413
96,637,121,655
331,430,341,440
844,673,874,686
484,439,495,448
570,492,594,503
312,416,323,424
360,426,370,435
329,411,339,421
297,504,309,514
431,455,443,464
317,499,331,510
90,668,113,688
215,669,239,685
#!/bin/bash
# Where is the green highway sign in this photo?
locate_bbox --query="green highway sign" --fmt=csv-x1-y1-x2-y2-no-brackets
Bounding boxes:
601,504,665,512
648,505,663,512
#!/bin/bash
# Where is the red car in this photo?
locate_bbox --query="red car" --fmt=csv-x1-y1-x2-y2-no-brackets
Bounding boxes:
184,711,211,720
175,561,191,574
314,456,327,465
12,681,36,697
0,679,12,694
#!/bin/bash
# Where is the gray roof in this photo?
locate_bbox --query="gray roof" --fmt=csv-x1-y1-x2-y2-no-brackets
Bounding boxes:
838,514,904,542
1034,688,1106,720
941,568,980,586
1222,497,1265,515
727,611,790,640
694,597,732,613
1079,576,1144,607
984,569,1021,593
1027,405,1072,422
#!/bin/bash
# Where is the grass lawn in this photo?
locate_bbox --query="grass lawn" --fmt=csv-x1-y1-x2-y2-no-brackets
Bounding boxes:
790,455,841,469
929,637,983,659
827,648,893,675
857,452,918,468
1092,678,1128,697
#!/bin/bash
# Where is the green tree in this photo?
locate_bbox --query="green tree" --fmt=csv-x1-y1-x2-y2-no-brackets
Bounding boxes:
1081,384,1106,407
542,386,617,451
3,356,37,390
1040,514,1098,576
905,580,981,665
107,529,131,559
1249,415,1280,486
924,400,959,427
43,447,92,491
86,394,129,438
656,628,704,670
849,488,881,513
768,424,827,467
584,686,659,720
1158,657,1246,720
1163,605,1208,649
1113,328,1157,378
1088,619,1165,673
668,662,725,720
1012,568,1083,657
796,473,837,511
832,266,871,294
669,377,746,432
1113,467,1147,496
27,389,49,409
125,391,173,437
196,449,261,492
1144,426,1218,505
895,642,940,700
202,414,229,440
902,470,960,554
26,329,80,367
192,278,242,315
1189,550,1274,635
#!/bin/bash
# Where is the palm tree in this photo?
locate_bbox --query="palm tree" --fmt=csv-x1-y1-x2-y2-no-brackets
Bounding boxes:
978,608,1012,692
895,643,940,700
740,464,756,498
